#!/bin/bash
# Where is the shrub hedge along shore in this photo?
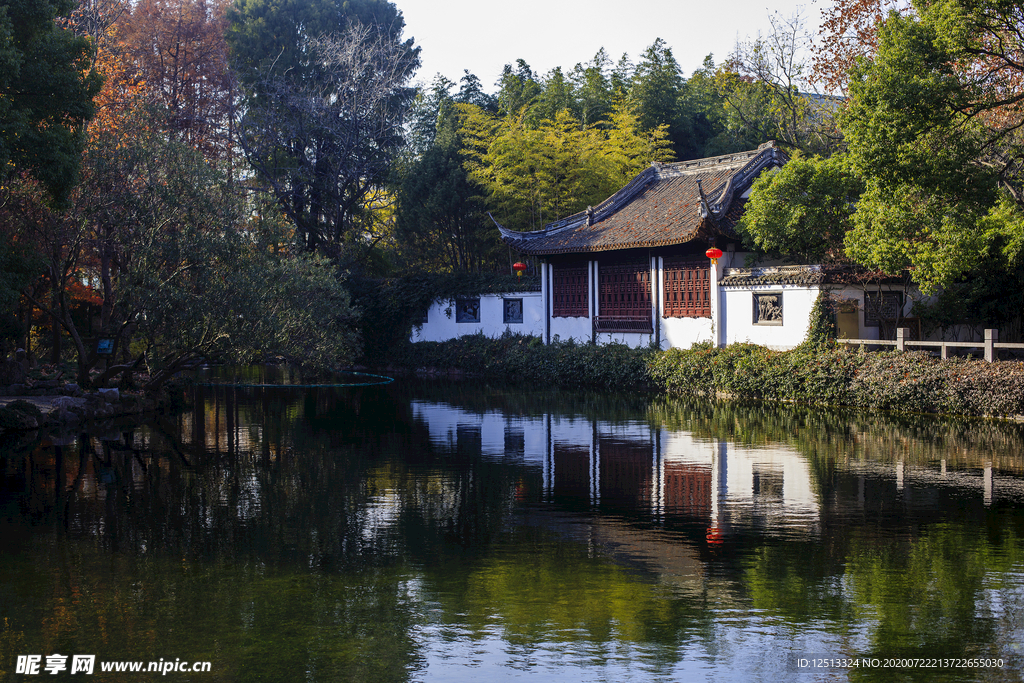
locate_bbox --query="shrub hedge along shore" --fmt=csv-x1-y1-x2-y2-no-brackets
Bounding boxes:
394,334,1024,419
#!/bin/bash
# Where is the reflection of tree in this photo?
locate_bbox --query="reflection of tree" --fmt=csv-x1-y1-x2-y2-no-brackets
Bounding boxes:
421,524,705,665
843,524,1021,676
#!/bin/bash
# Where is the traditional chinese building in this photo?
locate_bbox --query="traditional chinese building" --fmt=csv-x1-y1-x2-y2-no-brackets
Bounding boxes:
412,141,921,349
496,141,786,348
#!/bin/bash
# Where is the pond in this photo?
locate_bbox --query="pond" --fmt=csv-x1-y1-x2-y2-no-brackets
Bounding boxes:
2,378,1024,682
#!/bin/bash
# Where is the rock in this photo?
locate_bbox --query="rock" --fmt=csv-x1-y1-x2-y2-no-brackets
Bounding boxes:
98,387,119,403
0,358,26,385
0,400,43,431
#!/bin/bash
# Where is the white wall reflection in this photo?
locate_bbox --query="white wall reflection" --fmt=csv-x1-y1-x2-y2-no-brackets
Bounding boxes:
410,400,822,536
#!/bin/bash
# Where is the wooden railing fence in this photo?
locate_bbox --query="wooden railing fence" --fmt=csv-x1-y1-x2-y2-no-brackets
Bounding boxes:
837,329,1024,362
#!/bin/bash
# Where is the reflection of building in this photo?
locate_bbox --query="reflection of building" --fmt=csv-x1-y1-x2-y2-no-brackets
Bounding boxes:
410,400,822,534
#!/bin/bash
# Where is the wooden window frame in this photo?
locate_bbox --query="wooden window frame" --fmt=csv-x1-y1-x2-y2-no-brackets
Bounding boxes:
551,262,589,318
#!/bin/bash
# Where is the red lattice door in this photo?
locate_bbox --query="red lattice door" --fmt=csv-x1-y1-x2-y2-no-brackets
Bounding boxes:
663,259,710,318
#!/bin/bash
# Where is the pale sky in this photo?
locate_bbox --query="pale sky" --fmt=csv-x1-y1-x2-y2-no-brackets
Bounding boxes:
396,0,828,90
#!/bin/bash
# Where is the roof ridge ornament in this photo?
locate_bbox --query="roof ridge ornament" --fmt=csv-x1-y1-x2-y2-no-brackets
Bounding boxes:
695,179,710,218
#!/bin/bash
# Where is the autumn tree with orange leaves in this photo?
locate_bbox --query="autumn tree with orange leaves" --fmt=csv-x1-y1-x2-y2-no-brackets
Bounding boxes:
5,0,361,384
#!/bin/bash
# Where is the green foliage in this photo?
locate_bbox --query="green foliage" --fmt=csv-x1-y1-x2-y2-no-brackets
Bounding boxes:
395,101,500,272
626,38,686,150
466,101,673,232
649,343,1024,417
805,291,839,345
392,332,656,391
849,352,1024,417
0,240,43,351
839,7,1005,293
737,155,864,263
0,0,102,204
227,0,419,259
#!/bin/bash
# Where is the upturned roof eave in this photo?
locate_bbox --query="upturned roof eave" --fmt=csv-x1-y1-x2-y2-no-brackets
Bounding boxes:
498,142,786,254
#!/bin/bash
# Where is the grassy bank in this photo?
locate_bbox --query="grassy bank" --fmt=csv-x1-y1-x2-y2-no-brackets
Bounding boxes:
391,334,1024,419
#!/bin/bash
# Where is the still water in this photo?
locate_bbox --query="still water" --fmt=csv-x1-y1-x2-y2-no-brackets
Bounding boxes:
2,377,1024,682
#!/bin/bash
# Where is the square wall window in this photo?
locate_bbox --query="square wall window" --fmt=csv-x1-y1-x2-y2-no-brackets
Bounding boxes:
753,291,783,325
503,298,523,324
455,298,480,323
864,292,904,327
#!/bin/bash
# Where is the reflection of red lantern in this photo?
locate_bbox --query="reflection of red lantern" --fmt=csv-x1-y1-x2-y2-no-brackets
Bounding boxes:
513,261,528,278
706,526,723,545
706,247,723,265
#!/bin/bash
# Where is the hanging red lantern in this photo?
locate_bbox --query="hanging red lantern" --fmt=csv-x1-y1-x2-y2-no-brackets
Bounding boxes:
513,261,528,278
705,247,723,265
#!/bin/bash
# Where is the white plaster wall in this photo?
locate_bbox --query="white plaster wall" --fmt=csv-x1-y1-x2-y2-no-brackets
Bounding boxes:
594,331,656,348
410,292,543,343
660,317,714,350
550,316,592,343
722,285,818,349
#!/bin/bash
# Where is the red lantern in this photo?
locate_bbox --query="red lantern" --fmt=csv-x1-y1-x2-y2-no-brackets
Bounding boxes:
705,247,723,265
513,261,528,278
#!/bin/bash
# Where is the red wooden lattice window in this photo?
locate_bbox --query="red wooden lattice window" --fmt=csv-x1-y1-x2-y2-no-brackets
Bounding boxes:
552,262,588,317
598,260,651,318
663,259,710,318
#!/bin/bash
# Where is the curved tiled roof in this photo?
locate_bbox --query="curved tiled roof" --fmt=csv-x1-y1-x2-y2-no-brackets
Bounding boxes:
719,265,908,287
719,265,829,287
499,142,786,256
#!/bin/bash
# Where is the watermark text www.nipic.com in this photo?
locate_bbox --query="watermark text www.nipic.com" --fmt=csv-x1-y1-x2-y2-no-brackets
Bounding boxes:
16,655,212,675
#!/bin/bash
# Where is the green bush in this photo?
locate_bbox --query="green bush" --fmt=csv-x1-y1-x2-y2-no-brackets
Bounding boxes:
393,332,655,390
647,342,1024,418
394,330,1024,418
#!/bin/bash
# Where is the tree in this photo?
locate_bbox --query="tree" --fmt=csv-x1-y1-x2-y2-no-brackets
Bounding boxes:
11,109,360,388
627,38,686,153
396,102,497,272
814,0,910,94
529,66,574,124
470,102,673,232
120,0,236,159
839,7,1010,291
0,0,102,204
496,59,541,117
0,240,43,353
737,155,865,263
715,11,841,156
569,49,613,127
227,0,419,262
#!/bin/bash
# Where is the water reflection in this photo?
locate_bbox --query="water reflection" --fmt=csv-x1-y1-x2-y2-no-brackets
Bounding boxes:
1,381,1024,681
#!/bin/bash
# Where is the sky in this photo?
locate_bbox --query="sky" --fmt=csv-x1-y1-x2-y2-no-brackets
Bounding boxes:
395,0,828,91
